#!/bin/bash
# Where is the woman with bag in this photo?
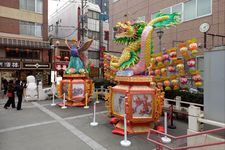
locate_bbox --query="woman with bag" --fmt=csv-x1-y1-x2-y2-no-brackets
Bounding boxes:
4,80,15,109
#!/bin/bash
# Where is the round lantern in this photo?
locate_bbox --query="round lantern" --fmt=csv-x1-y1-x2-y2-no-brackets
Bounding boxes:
171,79,179,90
156,56,163,67
157,82,163,90
180,76,188,85
64,56,69,61
188,38,198,55
155,69,161,76
164,80,171,90
187,59,196,70
178,43,189,58
161,68,167,77
162,53,170,65
168,65,176,73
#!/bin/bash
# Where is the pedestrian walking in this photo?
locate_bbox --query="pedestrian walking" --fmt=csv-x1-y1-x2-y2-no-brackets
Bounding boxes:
1,77,8,95
4,80,15,109
16,81,26,110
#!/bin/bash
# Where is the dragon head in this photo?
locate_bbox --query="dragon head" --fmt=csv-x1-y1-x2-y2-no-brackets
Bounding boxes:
113,21,146,44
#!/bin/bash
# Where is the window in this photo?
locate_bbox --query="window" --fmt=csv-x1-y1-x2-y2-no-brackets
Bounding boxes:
88,30,99,40
151,0,211,22
60,51,70,61
35,23,42,37
36,0,43,13
184,0,211,21
161,7,171,14
20,0,43,13
20,21,42,37
184,0,197,21
49,24,53,32
6,49,40,60
88,10,100,20
197,0,211,17
113,0,119,2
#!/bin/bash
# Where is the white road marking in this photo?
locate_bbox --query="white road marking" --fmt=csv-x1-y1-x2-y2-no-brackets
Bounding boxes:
0,111,107,133
0,120,56,133
32,102,107,150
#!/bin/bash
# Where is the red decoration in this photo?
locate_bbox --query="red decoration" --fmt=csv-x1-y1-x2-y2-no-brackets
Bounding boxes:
62,65,67,70
90,64,94,68
56,64,61,70
64,56,69,61
55,55,61,59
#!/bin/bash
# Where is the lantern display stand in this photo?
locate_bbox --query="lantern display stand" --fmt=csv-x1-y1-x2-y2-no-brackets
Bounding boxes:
58,74,94,107
108,76,164,134
57,38,94,107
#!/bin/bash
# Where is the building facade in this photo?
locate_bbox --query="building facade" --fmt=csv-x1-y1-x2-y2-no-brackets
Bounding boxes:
0,0,50,85
49,0,102,78
109,0,225,82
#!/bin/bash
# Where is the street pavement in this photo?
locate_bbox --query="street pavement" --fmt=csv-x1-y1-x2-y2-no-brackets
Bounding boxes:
0,97,188,150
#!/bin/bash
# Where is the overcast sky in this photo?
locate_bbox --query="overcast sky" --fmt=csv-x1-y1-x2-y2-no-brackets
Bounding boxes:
48,0,68,18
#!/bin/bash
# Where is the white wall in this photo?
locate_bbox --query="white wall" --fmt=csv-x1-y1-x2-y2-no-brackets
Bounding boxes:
204,47,225,123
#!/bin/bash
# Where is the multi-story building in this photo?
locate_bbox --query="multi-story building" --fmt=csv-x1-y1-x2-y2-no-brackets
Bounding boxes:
109,0,225,81
49,0,102,78
89,0,109,78
0,0,50,85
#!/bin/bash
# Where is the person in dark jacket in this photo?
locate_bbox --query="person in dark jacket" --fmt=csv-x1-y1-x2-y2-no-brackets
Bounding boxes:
16,81,26,110
1,78,8,95
4,80,15,109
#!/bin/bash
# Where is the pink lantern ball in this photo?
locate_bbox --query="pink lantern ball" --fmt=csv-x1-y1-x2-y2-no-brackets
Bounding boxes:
180,76,188,85
192,74,202,82
187,59,195,68
168,65,176,73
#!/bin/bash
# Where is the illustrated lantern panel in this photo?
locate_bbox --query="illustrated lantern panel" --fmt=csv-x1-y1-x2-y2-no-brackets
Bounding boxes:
72,84,84,97
112,92,126,116
132,94,152,118
71,79,85,100
62,81,69,97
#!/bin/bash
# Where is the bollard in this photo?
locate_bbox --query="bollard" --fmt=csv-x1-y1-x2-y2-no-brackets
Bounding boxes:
61,93,67,109
168,104,176,129
161,111,171,144
95,90,100,104
51,83,56,106
120,114,131,147
90,102,98,126
84,93,89,109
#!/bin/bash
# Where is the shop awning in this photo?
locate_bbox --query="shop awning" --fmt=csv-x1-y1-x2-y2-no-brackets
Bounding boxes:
0,37,50,49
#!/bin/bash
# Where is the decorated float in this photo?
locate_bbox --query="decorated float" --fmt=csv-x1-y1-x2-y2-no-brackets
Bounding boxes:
58,38,94,107
103,13,203,134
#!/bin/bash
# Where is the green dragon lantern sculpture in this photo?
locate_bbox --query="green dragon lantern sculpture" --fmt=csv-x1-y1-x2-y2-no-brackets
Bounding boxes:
103,13,189,134
109,13,180,75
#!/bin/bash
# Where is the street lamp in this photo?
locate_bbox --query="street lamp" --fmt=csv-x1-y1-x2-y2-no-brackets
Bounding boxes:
156,29,164,52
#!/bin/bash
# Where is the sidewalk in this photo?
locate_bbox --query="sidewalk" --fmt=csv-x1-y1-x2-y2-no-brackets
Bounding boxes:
0,99,188,150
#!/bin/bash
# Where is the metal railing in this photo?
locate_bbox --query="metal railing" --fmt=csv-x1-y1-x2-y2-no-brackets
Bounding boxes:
147,127,225,150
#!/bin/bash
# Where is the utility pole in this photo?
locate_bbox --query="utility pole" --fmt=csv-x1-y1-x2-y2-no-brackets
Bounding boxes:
99,0,103,78
81,0,84,43
81,0,87,44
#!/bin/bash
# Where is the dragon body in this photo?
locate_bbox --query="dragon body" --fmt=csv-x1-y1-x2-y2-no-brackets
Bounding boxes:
109,13,180,75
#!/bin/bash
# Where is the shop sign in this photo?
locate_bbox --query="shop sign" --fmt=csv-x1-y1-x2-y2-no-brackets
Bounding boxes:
0,61,20,69
23,62,50,69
